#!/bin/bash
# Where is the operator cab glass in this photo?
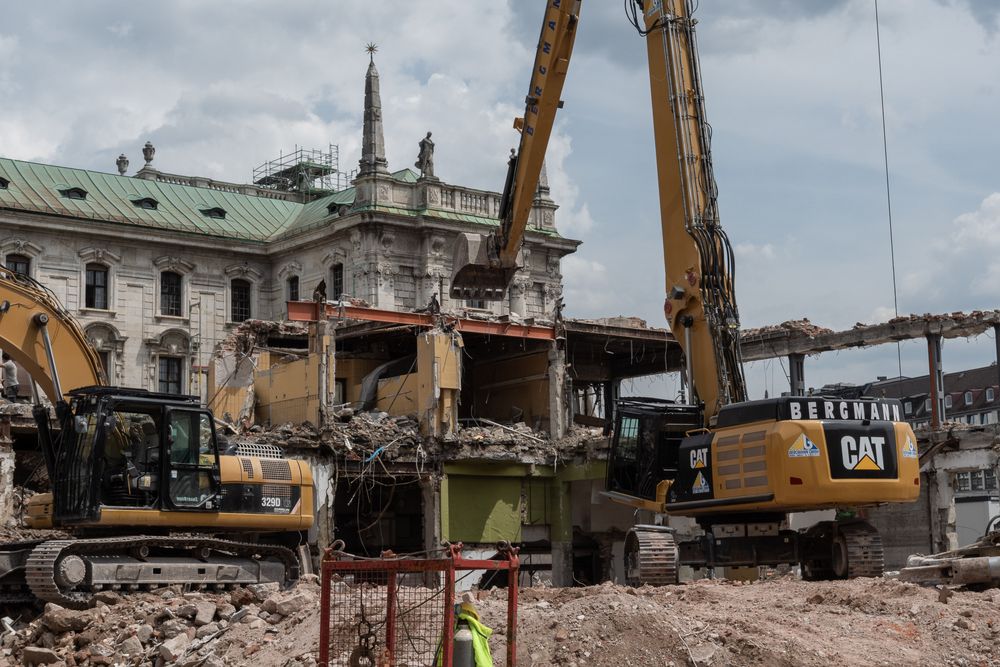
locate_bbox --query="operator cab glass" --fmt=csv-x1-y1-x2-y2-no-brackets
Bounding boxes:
167,409,220,509
606,398,703,501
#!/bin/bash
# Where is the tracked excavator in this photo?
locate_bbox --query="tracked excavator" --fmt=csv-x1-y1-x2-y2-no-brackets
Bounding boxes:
450,0,921,584
0,268,313,608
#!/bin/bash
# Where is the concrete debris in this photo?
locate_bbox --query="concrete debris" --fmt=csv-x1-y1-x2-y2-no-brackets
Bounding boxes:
3,579,321,666
7,576,998,666
742,318,833,339
240,409,606,468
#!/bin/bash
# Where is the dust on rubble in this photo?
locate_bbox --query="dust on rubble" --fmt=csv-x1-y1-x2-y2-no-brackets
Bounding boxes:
240,410,607,467
4,576,999,666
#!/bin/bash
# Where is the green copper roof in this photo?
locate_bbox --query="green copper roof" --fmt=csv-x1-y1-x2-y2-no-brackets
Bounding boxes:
0,158,301,242
0,159,563,242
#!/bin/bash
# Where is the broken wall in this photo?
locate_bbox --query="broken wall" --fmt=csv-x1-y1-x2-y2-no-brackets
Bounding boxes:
470,350,550,428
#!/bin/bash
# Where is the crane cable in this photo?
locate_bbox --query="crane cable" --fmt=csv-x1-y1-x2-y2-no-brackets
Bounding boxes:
874,0,905,383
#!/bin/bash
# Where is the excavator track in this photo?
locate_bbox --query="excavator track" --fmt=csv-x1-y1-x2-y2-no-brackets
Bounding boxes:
24,536,299,610
838,522,884,579
625,526,679,586
0,540,44,605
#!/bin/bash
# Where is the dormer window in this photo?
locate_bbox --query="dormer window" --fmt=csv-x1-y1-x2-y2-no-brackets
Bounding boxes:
133,197,159,210
59,187,88,200
0,177,9,190
987,388,995,402
327,203,348,216
965,391,973,406
200,207,226,219
945,395,953,409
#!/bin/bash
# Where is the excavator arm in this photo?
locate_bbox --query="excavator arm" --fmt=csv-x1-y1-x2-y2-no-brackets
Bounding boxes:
0,267,105,402
450,0,581,300
634,0,746,421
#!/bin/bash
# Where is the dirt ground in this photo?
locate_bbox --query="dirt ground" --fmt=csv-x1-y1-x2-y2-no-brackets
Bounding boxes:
3,575,1000,666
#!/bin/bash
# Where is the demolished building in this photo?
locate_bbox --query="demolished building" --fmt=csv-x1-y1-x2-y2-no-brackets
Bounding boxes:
204,305,683,586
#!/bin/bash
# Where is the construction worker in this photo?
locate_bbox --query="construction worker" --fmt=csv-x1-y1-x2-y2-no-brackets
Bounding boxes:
2,353,19,402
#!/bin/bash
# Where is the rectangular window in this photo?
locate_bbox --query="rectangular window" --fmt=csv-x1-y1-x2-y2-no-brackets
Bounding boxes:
971,470,986,491
985,468,997,491
955,471,971,492
965,391,974,406
945,395,953,409
988,388,995,402
97,351,110,378
287,276,299,303
85,263,108,309
160,271,182,316
6,254,30,276
466,298,488,310
904,401,912,415
158,356,182,395
231,279,251,322
330,264,344,301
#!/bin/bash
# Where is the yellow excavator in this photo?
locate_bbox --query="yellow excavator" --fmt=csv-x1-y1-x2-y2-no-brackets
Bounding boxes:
0,267,313,607
451,0,920,583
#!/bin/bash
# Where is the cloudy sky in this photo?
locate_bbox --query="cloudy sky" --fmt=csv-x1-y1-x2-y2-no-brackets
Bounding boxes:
2,0,999,398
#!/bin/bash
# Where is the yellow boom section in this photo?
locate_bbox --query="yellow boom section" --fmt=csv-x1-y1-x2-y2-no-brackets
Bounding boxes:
0,267,105,402
639,0,747,421
451,0,581,300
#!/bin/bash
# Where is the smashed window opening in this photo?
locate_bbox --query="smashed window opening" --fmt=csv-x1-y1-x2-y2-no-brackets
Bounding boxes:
332,473,424,557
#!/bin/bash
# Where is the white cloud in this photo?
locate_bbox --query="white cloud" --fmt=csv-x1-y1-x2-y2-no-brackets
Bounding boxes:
561,256,614,316
544,130,595,236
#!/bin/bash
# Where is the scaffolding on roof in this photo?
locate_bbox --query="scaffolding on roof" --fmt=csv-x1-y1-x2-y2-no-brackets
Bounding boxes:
252,144,356,193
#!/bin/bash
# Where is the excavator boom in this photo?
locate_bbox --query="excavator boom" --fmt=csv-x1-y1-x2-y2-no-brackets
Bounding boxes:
450,0,581,300
0,267,105,402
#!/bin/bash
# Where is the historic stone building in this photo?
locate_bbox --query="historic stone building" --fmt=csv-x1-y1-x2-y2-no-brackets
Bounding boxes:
0,56,580,399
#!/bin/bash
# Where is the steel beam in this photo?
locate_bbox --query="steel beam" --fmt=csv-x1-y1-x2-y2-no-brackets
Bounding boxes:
927,334,945,430
286,300,555,340
788,353,805,396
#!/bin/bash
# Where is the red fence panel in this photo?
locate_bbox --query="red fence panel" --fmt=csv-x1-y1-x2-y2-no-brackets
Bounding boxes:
319,542,519,667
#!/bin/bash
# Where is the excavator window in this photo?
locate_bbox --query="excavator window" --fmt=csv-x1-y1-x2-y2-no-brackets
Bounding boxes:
166,409,219,510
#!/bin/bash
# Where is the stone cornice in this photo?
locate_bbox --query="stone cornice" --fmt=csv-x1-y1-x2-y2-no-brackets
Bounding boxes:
223,263,263,281
77,246,122,264
153,255,196,274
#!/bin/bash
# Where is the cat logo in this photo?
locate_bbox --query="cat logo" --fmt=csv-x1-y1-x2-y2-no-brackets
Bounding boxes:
692,471,710,494
787,434,821,458
902,435,918,459
690,447,708,469
840,435,886,471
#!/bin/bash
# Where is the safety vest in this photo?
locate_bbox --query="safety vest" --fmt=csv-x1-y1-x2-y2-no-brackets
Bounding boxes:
437,609,494,667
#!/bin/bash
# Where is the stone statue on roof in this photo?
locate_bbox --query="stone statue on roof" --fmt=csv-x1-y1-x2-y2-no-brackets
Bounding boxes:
415,131,435,180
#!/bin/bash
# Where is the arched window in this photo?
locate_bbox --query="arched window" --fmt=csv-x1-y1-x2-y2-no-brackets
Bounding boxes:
231,279,252,322
160,271,182,316
85,263,109,309
6,254,30,276
287,276,300,302
330,263,344,301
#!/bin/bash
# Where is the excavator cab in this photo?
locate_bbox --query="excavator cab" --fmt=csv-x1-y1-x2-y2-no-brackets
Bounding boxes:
42,386,220,526
605,398,703,503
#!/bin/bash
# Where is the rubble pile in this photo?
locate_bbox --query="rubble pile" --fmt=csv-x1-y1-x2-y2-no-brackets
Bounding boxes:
242,411,607,468
742,318,834,340
2,579,322,667
6,575,1000,666
218,319,308,354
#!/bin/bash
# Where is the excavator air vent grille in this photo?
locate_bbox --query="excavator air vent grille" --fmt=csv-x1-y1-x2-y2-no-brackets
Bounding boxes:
260,459,293,481
234,442,286,460
240,458,254,479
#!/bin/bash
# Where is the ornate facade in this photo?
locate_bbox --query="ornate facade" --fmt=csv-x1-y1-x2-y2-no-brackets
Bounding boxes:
0,57,580,399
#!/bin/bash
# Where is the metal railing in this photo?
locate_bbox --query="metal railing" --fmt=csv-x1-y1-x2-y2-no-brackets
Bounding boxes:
319,542,519,666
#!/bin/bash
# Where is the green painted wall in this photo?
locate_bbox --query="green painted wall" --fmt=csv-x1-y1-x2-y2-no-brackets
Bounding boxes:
446,476,522,543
